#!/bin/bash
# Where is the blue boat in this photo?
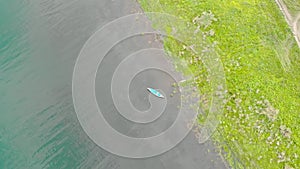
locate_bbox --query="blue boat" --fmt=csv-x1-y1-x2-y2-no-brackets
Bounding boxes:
147,88,164,98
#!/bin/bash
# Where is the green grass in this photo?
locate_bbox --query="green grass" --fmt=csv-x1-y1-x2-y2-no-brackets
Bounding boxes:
138,0,300,168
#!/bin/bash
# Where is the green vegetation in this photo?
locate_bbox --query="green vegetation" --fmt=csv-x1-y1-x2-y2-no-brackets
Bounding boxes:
138,0,300,168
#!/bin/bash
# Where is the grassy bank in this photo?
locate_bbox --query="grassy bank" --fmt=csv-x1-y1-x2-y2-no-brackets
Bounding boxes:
138,0,300,168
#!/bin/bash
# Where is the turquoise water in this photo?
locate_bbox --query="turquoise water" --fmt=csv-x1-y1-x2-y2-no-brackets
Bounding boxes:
0,1,110,168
